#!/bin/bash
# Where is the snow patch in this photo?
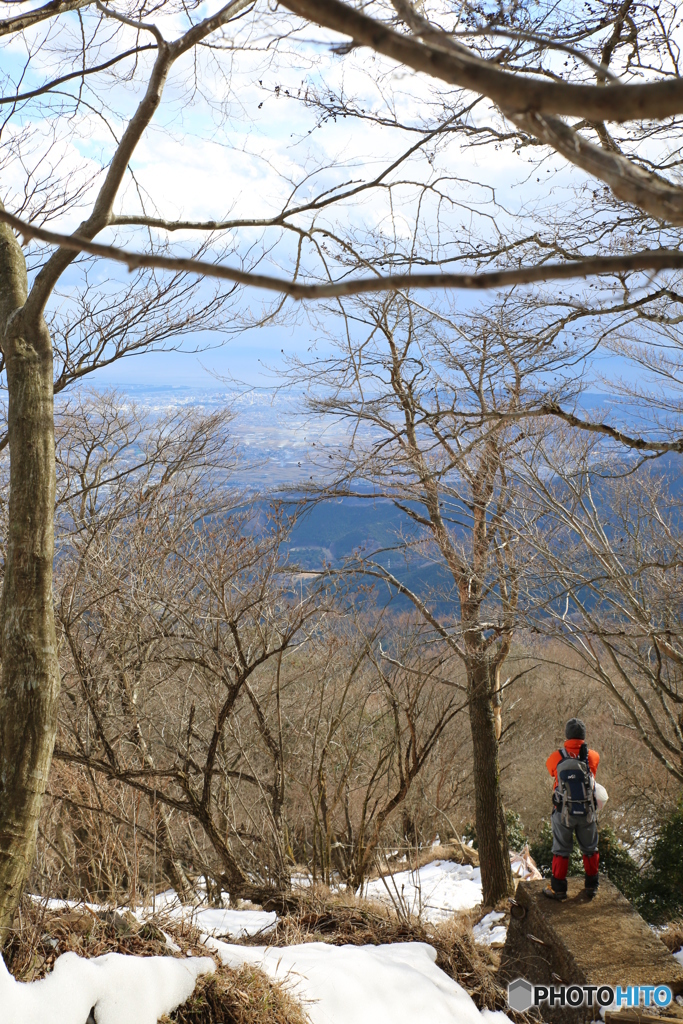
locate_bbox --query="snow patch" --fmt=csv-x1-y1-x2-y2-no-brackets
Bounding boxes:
364,860,483,922
208,938,509,1024
481,1010,515,1024
291,872,313,889
150,890,277,937
175,905,277,938
674,948,683,968
472,911,507,947
364,849,539,924
0,949,214,1024
31,890,277,939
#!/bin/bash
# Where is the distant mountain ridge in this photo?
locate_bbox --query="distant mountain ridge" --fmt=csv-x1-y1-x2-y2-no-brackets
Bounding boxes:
75,385,682,612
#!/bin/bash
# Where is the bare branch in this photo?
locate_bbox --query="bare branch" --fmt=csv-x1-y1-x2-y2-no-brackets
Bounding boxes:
0,0,93,38
95,0,164,44
282,0,683,122
511,111,683,225
0,46,157,107
491,402,683,454
4,208,683,296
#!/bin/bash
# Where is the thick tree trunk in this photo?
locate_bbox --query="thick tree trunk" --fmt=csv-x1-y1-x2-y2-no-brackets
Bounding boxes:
468,657,514,907
0,221,59,934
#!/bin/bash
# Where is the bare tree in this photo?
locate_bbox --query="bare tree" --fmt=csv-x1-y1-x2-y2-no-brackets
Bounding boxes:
3,0,683,929
53,392,241,899
41,395,475,899
522,428,683,783
0,0,317,929
287,296,591,903
47,395,326,902
283,611,467,890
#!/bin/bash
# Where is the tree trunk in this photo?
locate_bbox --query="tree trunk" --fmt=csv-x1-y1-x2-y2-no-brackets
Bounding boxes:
0,221,59,934
468,657,514,907
154,802,193,901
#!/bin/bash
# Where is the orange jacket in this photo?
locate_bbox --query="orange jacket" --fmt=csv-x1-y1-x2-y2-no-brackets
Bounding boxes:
546,739,599,790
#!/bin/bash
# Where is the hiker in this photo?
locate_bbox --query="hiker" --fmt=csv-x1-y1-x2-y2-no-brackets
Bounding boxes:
543,718,600,900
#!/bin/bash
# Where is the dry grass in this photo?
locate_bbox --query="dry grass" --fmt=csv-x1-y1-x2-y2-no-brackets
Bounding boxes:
3,897,209,982
4,897,307,1024
164,965,310,1024
248,884,505,1012
2,885,526,1024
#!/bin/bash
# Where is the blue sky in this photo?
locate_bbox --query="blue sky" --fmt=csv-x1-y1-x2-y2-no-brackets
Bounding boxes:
90,321,301,387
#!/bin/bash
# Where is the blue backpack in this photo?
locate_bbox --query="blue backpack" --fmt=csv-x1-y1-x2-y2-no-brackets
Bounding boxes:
554,747,597,827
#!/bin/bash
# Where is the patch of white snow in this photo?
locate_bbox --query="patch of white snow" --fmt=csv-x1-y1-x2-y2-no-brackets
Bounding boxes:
30,890,277,940
32,896,104,914
472,912,507,947
481,1010,514,1024
174,905,277,938
0,949,214,1024
291,873,312,889
364,860,482,922
207,939,509,1024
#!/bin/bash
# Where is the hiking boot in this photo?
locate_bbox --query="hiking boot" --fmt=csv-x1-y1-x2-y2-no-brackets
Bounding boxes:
543,885,567,900
584,873,599,899
543,876,568,900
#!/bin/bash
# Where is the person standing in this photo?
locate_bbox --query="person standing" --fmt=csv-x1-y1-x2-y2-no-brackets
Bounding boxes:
543,718,600,900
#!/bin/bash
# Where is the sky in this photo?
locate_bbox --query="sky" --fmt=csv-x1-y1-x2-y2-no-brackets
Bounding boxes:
86,312,647,392
1,0,678,396
89,321,302,387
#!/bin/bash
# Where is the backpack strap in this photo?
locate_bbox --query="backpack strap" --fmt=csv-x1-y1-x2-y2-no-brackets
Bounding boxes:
553,750,566,808
559,746,589,765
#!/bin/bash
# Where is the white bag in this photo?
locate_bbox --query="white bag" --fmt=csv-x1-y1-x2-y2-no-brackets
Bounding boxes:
594,781,609,811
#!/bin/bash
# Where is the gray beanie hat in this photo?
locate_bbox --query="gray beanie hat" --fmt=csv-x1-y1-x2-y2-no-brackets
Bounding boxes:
565,718,586,740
